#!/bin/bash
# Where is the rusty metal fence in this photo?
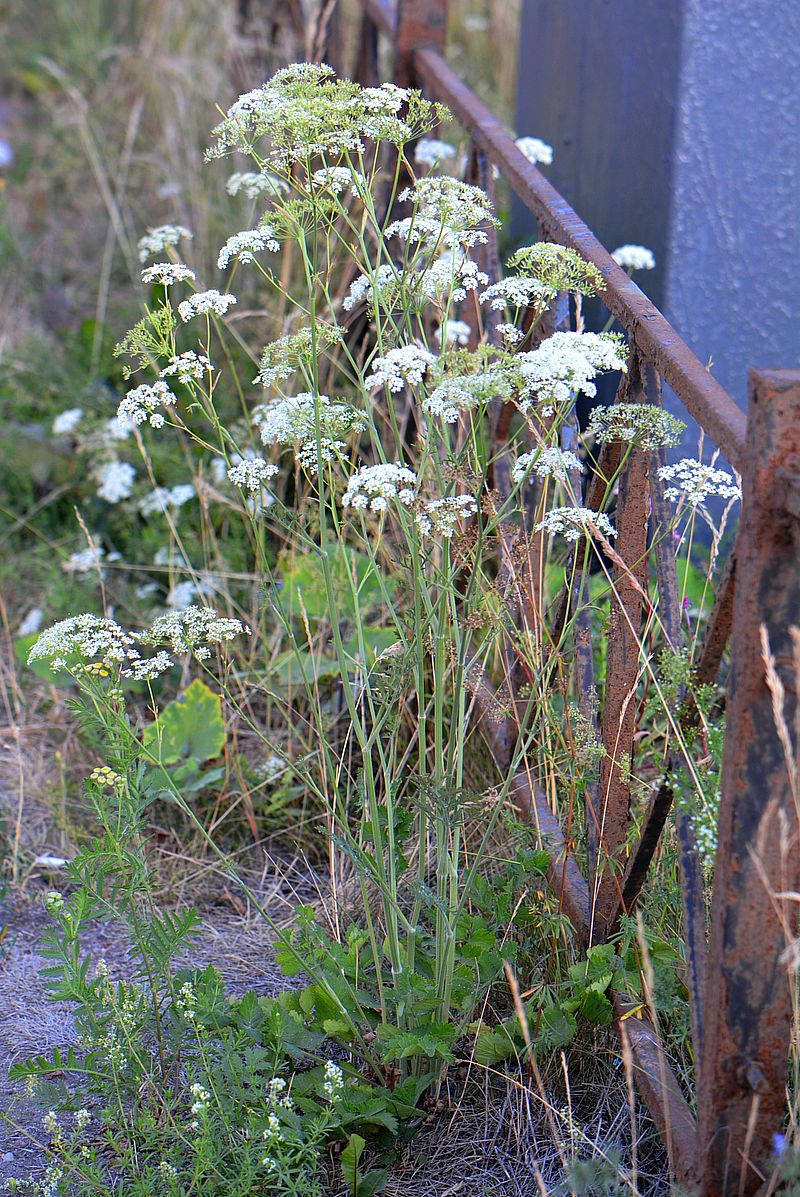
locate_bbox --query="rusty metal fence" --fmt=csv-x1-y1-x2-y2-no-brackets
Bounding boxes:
343,2,800,1192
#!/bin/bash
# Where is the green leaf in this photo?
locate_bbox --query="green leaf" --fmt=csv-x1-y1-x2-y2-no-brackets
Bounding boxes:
341,1133,366,1196
141,679,226,766
374,1021,457,1064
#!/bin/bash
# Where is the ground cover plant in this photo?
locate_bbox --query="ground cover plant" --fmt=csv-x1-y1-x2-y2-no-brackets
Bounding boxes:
3,36,781,1197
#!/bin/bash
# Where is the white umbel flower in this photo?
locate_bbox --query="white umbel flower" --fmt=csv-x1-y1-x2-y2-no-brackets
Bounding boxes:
52,408,83,436
137,225,193,263
117,380,178,428
480,276,555,311
96,461,136,504
141,263,196,286
515,136,554,166
139,484,195,516
226,170,288,198
658,458,741,507
366,345,436,392
161,352,212,384
342,463,417,513
611,244,656,271
513,447,583,485
217,226,279,269
416,494,477,536
254,392,366,473
444,320,471,346
311,166,365,195
516,332,628,414
587,403,685,450
343,264,399,312
414,138,456,167
535,506,617,542
178,290,237,322
140,606,250,661
227,457,280,491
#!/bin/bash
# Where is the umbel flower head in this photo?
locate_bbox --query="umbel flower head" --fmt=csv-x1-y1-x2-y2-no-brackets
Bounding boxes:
658,458,741,507
507,243,604,296
516,331,628,414
535,506,617,542
254,392,367,473
587,402,685,450
342,463,418,513
513,446,583,485
207,63,449,168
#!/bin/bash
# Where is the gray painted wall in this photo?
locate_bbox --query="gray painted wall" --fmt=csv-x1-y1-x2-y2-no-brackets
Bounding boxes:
664,0,800,410
514,0,800,423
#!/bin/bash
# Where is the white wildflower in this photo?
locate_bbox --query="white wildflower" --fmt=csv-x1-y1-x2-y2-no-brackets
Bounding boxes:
62,545,105,575
587,403,685,450
414,138,456,167
226,170,288,198
190,1082,211,1115
444,320,471,346
416,494,477,536
342,463,417,514
516,331,628,414
28,615,139,673
612,244,656,272
166,580,197,610
217,226,279,270
141,263,196,286
139,484,195,516
267,1076,294,1109
311,166,365,196
497,323,523,343
178,290,237,322
140,606,250,661
658,458,741,507
480,275,555,311
422,368,510,423
535,506,617,542
227,456,280,491
124,651,174,680
18,607,44,637
105,415,133,442
74,1109,91,1133
118,380,178,428
418,252,489,304
137,225,193,263
366,345,436,392
399,176,497,236
515,136,554,166
161,352,212,385
323,1060,344,1101
255,324,341,388
96,460,136,504
254,392,366,473
52,407,83,436
343,264,399,312
513,447,583,485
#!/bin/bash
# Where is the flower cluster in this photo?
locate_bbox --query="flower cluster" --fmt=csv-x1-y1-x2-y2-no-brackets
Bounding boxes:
139,483,195,516
140,606,250,661
208,64,448,167
657,458,741,507
393,176,498,250
226,170,288,198
178,290,237,322
217,225,280,269
96,460,137,504
52,407,83,436
89,766,121,788
587,402,685,450
26,614,164,678
254,392,367,472
227,456,280,491
343,264,401,312
342,463,417,513
414,138,456,168
365,345,436,392
507,243,604,296
513,446,583,485
516,332,628,414
422,368,510,422
311,165,364,196
137,224,193,263
515,136,553,166
418,252,489,305
416,494,477,536
255,324,341,388
161,351,212,384
612,244,656,271
141,262,196,286
322,1061,344,1101
117,380,178,428
480,275,555,312
444,319,471,346
535,506,617,542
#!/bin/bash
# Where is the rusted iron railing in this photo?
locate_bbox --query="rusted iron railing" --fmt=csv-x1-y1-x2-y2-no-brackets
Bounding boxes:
346,2,800,1192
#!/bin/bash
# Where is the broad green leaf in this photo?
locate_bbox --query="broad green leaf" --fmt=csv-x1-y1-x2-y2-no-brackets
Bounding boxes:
142,678,226,766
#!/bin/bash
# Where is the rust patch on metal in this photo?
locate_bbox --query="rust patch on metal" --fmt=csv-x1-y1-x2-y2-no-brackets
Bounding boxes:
696,370,800,1195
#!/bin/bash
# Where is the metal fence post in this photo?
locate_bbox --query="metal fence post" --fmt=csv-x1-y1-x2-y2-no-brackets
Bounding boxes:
696,370,800,1194
394,0,447,89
